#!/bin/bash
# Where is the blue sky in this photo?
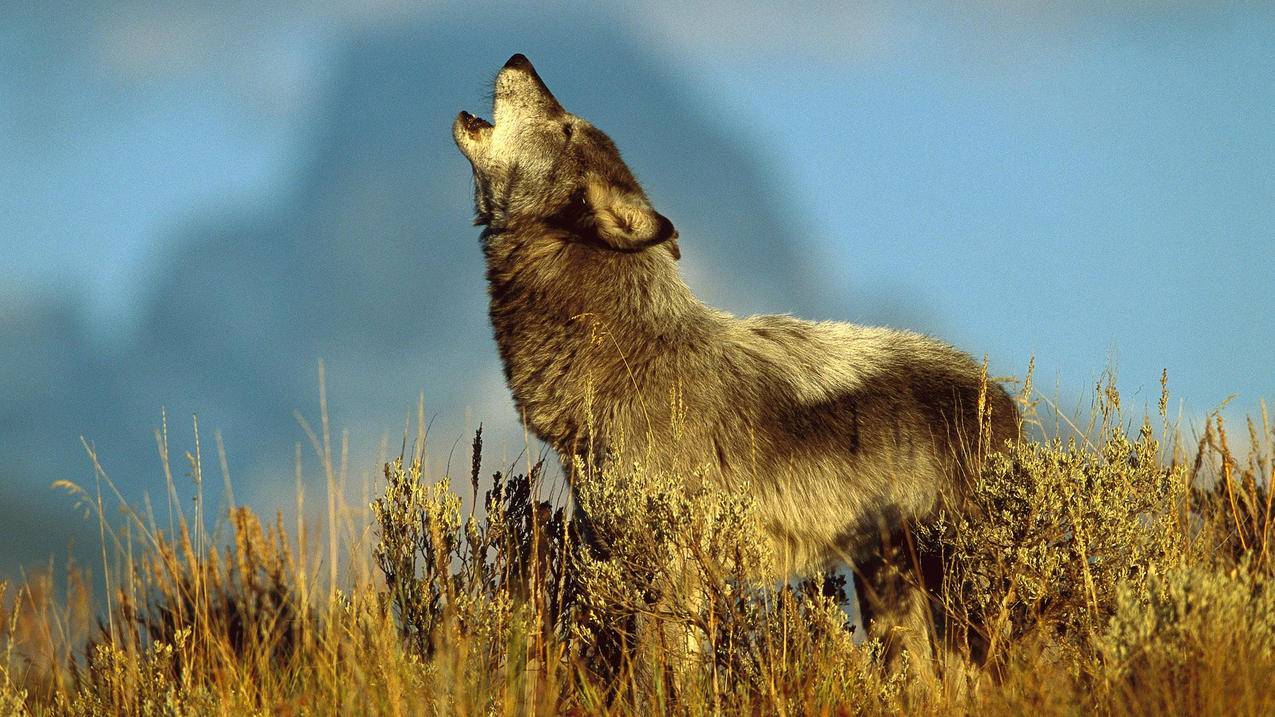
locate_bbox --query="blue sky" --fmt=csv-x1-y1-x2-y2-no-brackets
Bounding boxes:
2,0,1272,437
655,2,1275,423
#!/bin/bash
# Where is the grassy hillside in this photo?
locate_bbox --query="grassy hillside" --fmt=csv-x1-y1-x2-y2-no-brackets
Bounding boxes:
2,368,1273,715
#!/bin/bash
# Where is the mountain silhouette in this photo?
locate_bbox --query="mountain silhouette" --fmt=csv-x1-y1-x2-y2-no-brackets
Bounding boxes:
0,7,822,579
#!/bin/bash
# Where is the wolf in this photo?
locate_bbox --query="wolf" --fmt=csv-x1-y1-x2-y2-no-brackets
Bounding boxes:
452,54,1019,677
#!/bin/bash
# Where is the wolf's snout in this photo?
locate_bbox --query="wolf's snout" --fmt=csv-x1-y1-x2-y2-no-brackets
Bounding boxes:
493,53,562,119
503,53,532,71
454,54,561,163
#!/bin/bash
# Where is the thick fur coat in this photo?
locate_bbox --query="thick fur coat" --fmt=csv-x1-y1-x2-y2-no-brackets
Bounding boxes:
454,54,1019,672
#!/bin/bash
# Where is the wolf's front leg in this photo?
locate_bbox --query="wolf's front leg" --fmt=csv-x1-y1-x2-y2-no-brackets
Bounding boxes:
632,548,707,702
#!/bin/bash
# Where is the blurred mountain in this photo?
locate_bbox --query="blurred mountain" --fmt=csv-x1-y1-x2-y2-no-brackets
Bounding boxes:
0,7,822,579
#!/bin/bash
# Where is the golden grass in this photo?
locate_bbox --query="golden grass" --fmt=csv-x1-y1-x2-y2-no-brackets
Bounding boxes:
1,368,1273,715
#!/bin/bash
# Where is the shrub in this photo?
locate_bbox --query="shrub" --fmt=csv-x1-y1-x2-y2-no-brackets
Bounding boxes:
2,377,1274,715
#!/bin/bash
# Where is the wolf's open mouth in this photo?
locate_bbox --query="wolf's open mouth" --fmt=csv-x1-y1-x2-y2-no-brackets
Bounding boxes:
458,111,492,133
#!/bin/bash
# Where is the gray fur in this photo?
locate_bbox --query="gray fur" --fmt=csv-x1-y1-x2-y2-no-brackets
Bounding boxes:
453,54,1019,674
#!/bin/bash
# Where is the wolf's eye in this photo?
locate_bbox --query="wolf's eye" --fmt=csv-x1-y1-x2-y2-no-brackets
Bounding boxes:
562,123,573,141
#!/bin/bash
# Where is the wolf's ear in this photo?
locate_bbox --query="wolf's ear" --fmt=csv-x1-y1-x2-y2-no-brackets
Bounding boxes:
584,181,680,259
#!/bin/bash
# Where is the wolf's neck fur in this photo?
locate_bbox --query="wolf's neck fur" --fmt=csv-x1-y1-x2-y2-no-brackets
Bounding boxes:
482,222,710,453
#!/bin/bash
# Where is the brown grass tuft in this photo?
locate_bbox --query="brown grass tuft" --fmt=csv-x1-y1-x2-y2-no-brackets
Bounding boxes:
2,370,1273,714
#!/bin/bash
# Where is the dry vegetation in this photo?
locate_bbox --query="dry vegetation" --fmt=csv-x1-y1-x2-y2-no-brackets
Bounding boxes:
2,366,1274,715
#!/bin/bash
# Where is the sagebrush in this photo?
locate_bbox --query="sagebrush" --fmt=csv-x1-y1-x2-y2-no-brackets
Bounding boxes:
1,373,1273,715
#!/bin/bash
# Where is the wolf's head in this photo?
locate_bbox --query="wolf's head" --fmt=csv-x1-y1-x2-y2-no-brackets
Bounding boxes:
453,54,679,259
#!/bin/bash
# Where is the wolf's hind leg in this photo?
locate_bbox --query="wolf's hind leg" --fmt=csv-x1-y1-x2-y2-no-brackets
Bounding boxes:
853,532,939,685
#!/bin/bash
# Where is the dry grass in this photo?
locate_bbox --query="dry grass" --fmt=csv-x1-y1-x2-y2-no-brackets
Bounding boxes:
2,366,1273,715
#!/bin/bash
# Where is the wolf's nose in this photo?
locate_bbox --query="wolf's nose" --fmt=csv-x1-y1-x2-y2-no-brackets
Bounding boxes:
503,53,532,71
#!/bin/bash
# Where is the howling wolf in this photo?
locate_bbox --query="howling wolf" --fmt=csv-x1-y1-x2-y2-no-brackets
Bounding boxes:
452,54,1019,675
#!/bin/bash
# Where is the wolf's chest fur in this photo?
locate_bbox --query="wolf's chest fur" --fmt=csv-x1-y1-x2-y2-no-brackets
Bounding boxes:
481,223,1017,571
